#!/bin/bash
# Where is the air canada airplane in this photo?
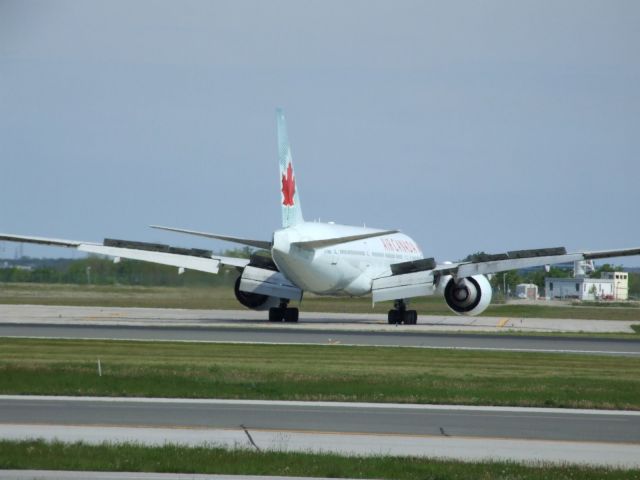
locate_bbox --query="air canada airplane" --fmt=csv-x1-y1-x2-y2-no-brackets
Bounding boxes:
2,109,640,324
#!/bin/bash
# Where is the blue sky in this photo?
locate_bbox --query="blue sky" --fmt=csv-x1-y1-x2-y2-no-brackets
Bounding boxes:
1,1,639,263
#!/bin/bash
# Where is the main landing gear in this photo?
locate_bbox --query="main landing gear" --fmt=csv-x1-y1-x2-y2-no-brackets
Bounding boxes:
269,299,299,323
388,299,417,325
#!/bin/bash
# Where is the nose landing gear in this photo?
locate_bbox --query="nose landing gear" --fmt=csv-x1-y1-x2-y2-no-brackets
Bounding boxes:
269,299,299,323
388,299,418,325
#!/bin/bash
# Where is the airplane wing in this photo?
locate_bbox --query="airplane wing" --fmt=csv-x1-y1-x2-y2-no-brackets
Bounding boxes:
0,233,249,274
373,246,640,303
434,246,640,277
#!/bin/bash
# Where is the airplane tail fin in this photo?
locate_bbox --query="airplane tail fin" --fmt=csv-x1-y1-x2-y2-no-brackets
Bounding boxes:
277,108,304,228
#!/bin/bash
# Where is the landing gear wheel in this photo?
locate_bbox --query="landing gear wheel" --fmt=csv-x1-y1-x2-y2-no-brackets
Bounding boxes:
388,300,418,325
269,307,284,322
284,308,299,323
269,299,298,323
405,310,418,325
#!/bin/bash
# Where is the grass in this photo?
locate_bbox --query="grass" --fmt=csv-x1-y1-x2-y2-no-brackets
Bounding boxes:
632,325,640,334
574,301,640,309
1,338,640,409
1,282,640,320
1,440,639,479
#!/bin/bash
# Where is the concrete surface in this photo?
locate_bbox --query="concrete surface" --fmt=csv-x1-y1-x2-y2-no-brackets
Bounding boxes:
1,305,640,355
0,304,638,333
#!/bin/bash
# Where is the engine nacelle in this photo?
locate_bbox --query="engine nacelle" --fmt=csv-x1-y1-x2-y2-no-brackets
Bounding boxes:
443,275,492,316
233,276,280,311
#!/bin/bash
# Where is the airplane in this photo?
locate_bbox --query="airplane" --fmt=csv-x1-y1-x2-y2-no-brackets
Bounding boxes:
2,109,639,324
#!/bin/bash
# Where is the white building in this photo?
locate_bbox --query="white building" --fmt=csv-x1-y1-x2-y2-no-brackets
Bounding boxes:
516,283,538,300
602,272,629,300
545,272,628,301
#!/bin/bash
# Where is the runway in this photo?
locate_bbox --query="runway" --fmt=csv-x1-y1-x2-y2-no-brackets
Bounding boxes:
2,396,639,467
2,321,640,356
1,304,638,334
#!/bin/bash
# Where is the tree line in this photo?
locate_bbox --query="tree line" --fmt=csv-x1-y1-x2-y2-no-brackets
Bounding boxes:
0,247,253,287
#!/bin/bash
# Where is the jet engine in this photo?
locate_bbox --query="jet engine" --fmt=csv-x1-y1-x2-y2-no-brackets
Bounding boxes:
443,275,492,316
234,276,280,310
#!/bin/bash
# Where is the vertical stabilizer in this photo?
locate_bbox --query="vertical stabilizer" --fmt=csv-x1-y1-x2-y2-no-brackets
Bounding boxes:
277,108,304,228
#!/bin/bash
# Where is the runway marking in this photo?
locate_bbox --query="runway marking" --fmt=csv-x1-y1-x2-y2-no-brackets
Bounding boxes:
3,334,639,357
2,395,639,416
497,318,509,328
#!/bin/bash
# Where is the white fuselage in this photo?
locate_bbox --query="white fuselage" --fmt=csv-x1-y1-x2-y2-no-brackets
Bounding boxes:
271,222,423,296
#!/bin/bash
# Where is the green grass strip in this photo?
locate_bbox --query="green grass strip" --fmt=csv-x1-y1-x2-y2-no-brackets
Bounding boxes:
0,440,638,480
1,338,640,409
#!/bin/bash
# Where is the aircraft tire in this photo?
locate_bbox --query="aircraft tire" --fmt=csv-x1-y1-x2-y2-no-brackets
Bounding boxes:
268,307,284,322
388,310,400,324
406,310,418,325
284,308,299,322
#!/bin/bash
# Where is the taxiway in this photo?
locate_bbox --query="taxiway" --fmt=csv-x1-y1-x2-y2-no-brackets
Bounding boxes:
1,396,639,467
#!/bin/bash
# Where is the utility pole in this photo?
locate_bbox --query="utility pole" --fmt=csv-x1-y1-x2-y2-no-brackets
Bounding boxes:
503,272,507,300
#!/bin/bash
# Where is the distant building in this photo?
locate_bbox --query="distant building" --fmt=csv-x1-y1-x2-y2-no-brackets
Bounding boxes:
545,269,629,301
601,271,629,300
0,262,32,271
516,283,538,300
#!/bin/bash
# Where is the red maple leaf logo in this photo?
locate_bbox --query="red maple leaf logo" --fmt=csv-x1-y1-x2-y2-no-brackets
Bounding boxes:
281,162,296,206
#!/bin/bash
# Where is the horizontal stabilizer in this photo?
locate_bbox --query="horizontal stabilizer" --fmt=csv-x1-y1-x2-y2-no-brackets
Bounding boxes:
291,230,399,250
150,225,272,250
0,233,89,248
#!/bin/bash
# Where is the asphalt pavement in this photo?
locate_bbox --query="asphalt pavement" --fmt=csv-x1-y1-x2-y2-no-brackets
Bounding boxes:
2,322,640,356
1,396,639,444
2,396,640,467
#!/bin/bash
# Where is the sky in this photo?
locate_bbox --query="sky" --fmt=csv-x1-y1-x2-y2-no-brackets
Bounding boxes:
1,0,639,264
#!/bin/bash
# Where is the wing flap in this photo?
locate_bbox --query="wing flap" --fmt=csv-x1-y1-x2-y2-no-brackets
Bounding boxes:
78,244,222,274
390,257,436,276
372,270,436,303
239,265,302,301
